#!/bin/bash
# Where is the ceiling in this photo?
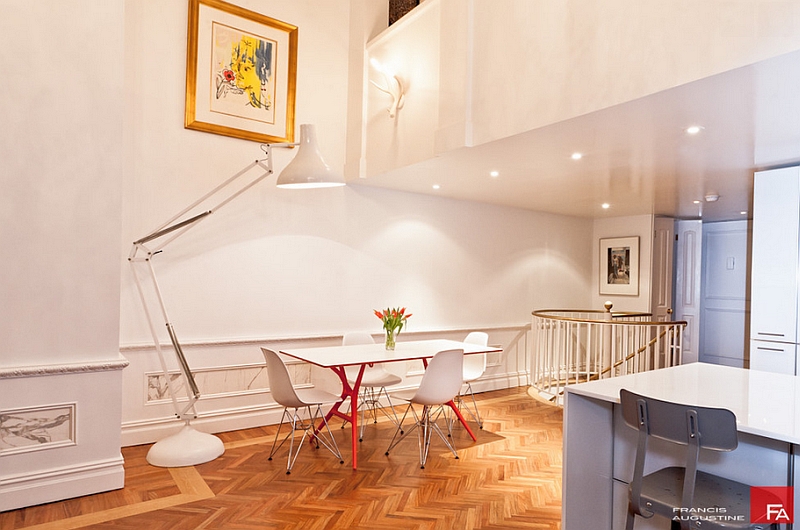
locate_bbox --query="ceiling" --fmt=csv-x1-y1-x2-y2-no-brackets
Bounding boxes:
356,48,800,222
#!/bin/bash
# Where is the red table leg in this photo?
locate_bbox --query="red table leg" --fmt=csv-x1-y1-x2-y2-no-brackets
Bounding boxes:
446,400,477,441
321,364,364,469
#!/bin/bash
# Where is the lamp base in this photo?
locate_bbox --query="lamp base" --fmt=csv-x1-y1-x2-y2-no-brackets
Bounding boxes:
146,424,224,467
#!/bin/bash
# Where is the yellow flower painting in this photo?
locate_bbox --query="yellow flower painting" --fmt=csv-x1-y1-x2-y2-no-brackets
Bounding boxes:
210,23,276,124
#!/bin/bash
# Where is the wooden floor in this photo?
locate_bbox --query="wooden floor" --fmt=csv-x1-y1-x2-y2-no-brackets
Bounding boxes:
0,387,563,530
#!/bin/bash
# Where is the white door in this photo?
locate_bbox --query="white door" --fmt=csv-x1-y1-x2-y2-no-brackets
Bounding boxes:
674,220,702,364
700,220,751,368
650,217,675,321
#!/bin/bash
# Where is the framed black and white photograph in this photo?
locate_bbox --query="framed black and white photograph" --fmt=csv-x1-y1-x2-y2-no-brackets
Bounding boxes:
599,236,639,296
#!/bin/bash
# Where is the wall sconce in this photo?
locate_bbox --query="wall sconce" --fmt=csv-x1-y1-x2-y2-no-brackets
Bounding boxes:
369,57,405,118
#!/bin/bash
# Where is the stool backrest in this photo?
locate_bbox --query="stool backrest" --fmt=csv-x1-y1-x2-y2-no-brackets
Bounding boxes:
619,389,739,518
619,389,738,450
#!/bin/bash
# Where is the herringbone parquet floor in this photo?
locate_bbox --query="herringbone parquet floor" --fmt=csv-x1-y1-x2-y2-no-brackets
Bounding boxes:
0,387,562,530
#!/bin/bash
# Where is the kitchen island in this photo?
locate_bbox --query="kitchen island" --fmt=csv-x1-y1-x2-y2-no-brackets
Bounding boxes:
563,362,799,529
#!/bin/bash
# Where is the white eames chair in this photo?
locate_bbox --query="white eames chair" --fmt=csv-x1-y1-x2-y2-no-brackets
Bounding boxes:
385,349,464,469
457,331,489,429
342,332,403,440
261,348,344,474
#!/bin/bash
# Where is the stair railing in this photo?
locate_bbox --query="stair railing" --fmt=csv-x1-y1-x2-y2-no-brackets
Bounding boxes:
531,303,686,404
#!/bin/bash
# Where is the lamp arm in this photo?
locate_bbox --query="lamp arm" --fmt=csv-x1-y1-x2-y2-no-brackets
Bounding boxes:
133,210,213,247
128,145,292,423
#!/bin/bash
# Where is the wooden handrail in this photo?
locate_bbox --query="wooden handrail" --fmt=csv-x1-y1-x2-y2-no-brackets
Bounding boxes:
599,325,678,376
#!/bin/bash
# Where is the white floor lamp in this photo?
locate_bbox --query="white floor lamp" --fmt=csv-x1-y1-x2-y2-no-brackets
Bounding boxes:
128,124,344,467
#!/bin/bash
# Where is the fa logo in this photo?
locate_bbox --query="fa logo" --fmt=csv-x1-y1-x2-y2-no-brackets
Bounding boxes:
766,504,790,521
751,487,794,524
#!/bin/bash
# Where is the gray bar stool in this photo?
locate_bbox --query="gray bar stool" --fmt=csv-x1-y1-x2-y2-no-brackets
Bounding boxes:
619,389,781,530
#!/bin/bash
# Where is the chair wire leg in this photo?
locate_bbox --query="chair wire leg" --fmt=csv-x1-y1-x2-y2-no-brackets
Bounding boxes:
460,383,483,428
418,405,431,468
429,406,458,458
385,404,417,455
310,404,344,464
270,405,343,474
286,407,313,475
285,408,308,474
358,389,368,441
443,404,454,437
269,408,292,461
378,386,402,429
358,387,381,441
368,387,380,423
386,404,458,469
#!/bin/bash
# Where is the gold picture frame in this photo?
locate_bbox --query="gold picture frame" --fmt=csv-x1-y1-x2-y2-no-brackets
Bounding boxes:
599,236,640,296
185,0,298,143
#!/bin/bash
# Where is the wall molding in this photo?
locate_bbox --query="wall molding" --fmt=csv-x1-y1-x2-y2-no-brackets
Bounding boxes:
119,324,531,353
0,357,129,380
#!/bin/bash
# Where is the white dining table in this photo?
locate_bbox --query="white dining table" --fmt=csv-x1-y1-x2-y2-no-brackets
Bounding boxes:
279,338,502,469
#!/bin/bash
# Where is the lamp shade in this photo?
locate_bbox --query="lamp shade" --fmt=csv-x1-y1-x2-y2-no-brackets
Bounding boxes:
275,124,345,189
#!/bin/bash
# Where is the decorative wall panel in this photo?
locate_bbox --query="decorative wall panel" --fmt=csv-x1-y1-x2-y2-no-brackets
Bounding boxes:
145,363,312,404
0,403,76,455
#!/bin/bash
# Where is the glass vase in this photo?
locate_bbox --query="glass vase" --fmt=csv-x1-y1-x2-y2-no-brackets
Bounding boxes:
385,328,397,350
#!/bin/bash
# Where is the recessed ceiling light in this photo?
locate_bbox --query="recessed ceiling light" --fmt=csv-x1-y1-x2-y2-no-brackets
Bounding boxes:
686,125,703,135
601,203,610,209
571,152,583,160
432,184,440,190
740,211,748,215
693,200,701,204
704,194,720,202
490,170,499,177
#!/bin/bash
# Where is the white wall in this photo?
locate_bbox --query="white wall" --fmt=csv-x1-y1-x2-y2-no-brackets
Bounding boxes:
118,0,594,443
0,1,125,368
0,0,127,511
592,215,654,313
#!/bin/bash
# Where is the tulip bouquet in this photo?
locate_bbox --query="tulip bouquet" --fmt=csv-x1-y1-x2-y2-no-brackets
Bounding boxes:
374,307,412,350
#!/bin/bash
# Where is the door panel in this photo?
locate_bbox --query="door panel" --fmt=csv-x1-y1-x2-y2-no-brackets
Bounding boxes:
674,220,702,364
651,217,674,321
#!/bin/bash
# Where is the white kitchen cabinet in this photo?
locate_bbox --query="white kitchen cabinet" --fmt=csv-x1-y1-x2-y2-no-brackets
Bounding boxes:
750,166,800,374
750,166,800,342
750,339,796,375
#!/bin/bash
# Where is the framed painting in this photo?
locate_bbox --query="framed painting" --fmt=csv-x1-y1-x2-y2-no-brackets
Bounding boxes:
185,0,298,143
599,236,639,296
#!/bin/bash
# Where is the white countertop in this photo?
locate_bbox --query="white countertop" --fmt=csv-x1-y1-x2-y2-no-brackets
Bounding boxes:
566,362,800,444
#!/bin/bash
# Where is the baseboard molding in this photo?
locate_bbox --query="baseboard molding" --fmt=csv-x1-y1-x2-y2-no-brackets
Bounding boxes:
0,456,125,512
121,403,285,447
